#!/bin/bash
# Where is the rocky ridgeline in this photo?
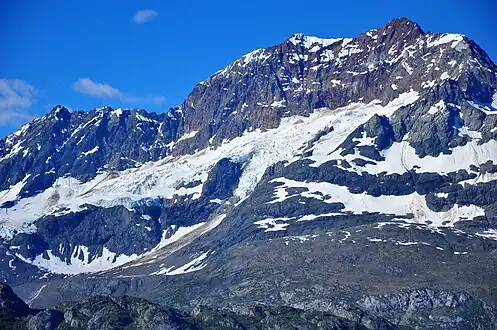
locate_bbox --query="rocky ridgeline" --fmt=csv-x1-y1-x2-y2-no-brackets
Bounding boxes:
1,18,495,198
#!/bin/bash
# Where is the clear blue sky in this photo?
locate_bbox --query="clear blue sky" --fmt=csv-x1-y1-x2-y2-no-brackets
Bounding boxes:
1,0,496,137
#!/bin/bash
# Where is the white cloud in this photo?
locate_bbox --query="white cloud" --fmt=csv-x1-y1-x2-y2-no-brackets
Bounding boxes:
150,95,166,105
72,78,165,105
73,78,122,98
132,9,159,24
0,79,38,125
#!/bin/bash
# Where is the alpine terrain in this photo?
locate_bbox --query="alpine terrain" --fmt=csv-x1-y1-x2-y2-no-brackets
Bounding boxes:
1,18,497,329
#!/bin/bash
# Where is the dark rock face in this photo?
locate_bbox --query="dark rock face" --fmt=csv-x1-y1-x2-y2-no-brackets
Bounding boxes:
33,205,163,259
0,283,33,329
201,158,243,200
0,283,32,318
26,310,64,330
0,107,184,198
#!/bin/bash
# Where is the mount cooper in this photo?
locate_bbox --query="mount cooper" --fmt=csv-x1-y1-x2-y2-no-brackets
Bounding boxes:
1,18,497,329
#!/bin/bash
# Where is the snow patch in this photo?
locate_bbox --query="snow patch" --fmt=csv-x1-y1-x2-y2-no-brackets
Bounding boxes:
177,130,198,142
17,246,138,275
240,49,271,66
401,60,413,75
153,222,206,251
136,113,156,123
152,251,210,275
476,229,497,241
111,108,123,117
427,34,465,48
440,72,450,80
268,178,484,227
254,217,293,232
270,100,286,108
288,34,343,50
427,100,446,115
81,146,99,157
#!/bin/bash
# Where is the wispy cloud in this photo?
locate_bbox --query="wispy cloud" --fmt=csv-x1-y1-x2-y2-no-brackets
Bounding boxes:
72,78,166,105
150,95,166,105
0,79,38,126
72,78,121,98
132,9,159,24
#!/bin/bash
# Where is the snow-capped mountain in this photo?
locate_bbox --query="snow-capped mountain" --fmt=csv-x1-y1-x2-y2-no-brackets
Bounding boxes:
1,18,497,329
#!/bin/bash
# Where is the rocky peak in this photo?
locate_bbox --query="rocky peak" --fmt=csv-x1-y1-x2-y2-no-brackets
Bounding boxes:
378,17,424,38
182,18,495,152
47,105,71,119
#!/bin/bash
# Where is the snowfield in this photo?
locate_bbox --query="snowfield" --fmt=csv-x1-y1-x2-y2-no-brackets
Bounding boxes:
0,91,420,237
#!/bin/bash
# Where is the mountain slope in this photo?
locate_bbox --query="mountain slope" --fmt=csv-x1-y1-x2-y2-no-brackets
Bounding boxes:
1,17,497,329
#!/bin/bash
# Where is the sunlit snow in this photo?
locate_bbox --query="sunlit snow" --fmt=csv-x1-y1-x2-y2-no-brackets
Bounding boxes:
268,178,485,227
0,91,423,237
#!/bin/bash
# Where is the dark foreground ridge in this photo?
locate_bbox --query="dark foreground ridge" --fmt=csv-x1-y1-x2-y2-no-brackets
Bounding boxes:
1,283,396,330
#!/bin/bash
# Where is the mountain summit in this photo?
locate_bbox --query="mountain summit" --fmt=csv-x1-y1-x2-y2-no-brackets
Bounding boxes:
1,18,497,329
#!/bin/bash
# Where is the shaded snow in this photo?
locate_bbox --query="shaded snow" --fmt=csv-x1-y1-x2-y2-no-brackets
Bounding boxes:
460,171,497,185
17,246,139,275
